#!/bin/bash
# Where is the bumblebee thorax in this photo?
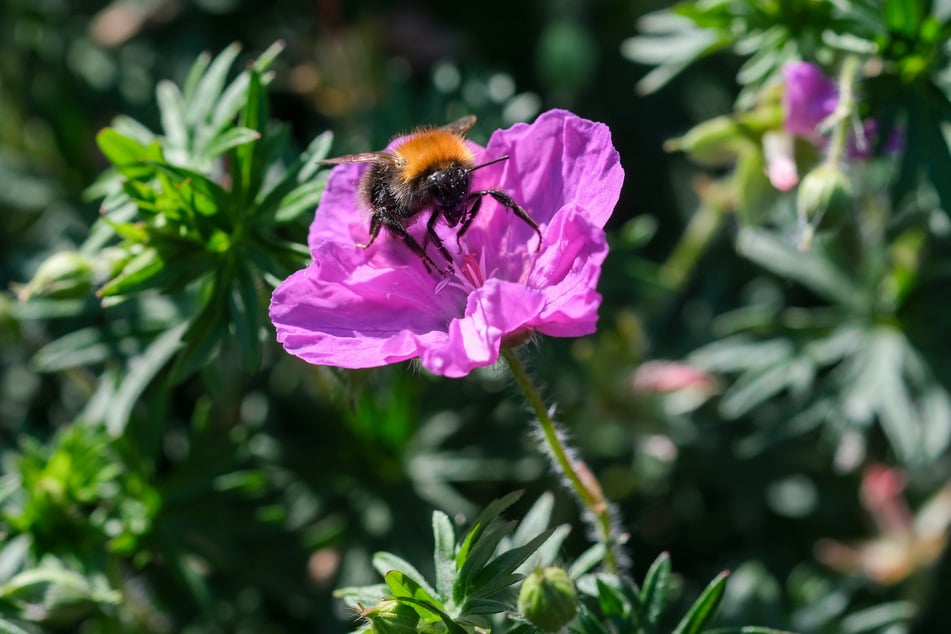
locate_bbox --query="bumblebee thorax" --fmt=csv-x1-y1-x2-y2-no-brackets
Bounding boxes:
394,130,474,183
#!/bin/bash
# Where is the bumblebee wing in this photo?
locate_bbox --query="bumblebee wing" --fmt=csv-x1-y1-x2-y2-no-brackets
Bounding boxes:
441,115,477,137
321,152,389,165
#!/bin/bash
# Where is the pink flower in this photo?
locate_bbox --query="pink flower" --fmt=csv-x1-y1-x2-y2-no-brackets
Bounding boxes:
269,109,624,377
782,61,896,158
782,62,840,143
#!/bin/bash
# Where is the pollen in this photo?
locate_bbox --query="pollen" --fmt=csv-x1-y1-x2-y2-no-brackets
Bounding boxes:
394,130,474,182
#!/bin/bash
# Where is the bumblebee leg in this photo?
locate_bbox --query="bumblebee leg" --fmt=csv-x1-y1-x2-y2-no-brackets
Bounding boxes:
457,195,483,248
463,190,542,252
425,209,455,266
355,214,383,249
381,216,446,274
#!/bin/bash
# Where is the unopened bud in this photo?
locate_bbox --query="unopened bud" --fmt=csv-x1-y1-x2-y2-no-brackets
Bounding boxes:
796,163,852,229
664,116,752,167
361,599,419,634
517,567,579,632
18,251,94,301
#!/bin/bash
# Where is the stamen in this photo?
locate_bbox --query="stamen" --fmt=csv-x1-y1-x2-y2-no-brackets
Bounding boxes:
461,253,484,288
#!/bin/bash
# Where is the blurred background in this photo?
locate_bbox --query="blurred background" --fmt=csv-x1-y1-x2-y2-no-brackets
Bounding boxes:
2,0,949,632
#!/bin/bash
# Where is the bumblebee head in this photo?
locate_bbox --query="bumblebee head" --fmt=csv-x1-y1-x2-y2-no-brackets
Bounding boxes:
429,155,511,226
428,166,471,226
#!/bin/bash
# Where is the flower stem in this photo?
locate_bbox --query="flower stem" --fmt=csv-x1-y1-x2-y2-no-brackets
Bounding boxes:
824,55,860,167
501,347,621,574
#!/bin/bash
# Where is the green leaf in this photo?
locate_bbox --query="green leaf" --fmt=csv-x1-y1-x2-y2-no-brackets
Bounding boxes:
157,80,189,152
594,576,629,619
466,529,553,601
433,511,456,601
373,553,439,601
106,322,187,435
228,266,262,372
568,543,606,579
188,42,241,128
455,491,522,570
672,570,729,634
31,327,115,372
736,228,864,310
703,625,800,634
511,492,554,547
168,289,229,382
182,50,212,104
232,70,268,206
273,176,328,223
97,247,165,297
255,130,334,216
252,40,286,73
96,129,163,180
202,127,261,161
149,162,228,217
0,617,32,634
642,551,672,626
0,536,29,583
384,570,442,608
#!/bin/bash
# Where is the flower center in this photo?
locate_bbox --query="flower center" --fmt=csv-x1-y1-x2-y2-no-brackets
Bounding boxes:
460,253,485,288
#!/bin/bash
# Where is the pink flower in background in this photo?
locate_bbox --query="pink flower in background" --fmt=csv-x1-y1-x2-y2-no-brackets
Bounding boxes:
269,109,624,377
783,61,841,143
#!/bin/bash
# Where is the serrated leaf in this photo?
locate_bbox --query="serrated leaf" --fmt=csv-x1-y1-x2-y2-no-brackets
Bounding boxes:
433,511,456,600
642,551,672,626
672,570,729,634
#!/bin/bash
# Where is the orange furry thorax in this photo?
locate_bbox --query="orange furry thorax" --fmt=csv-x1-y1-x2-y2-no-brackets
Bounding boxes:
393,129,474,182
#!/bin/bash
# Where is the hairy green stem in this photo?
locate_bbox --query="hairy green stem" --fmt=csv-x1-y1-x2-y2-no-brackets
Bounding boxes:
501,347,620,574
824,55,860,167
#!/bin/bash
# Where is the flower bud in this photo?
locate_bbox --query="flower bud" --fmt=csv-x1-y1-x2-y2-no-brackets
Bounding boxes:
517,566,579,632
361,599,419,634
18,251,94,301
796,163,852,230
664,116,752,167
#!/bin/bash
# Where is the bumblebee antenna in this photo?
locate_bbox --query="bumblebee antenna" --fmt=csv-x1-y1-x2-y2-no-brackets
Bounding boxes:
467,155,510,173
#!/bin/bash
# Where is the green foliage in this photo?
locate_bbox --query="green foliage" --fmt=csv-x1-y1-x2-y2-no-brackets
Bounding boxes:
3,2,951,633
87,41,330,384
336,492,565,633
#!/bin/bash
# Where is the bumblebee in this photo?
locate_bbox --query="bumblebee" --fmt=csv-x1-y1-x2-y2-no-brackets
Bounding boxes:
323,116,542,273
